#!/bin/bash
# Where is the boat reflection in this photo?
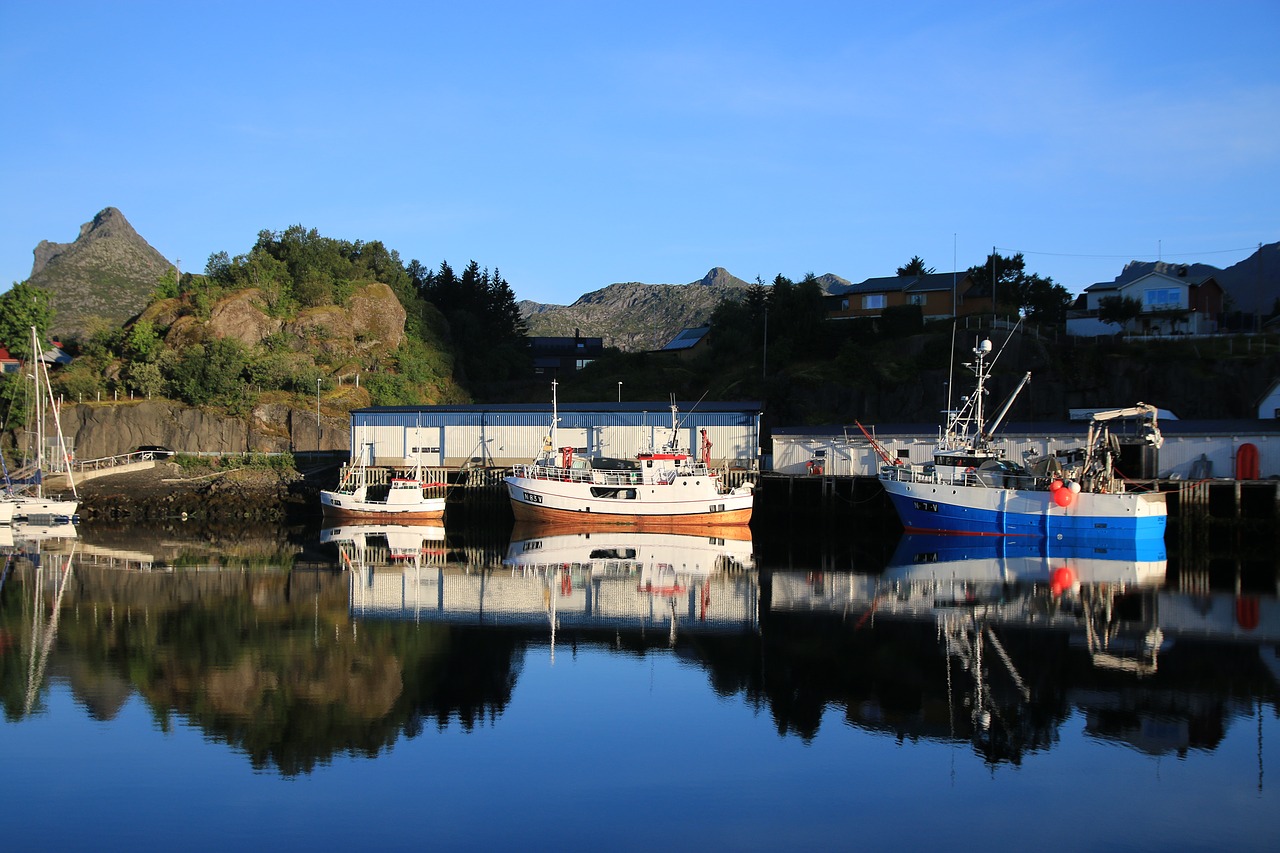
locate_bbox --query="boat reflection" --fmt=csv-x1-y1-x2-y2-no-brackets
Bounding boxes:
1,522,79,717
3,518,79,553
336,523,759,641
775,534,1169,673
766,532,1279,760
321,522,447,568
886,534,1168,586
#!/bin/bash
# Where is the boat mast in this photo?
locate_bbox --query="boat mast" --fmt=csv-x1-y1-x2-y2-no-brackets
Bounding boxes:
667,393,679,451
973,338,990,442
551,379,559,457
32,326,43,498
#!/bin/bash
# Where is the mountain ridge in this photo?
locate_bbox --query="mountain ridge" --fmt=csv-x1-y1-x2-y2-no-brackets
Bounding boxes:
518,267,756,351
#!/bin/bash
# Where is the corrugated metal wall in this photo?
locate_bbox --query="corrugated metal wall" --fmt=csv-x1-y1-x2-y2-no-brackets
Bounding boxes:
349,407,761,468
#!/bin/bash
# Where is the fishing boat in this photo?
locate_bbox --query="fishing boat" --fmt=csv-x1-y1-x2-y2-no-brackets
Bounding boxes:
877,334,1167,540
320,442,447,521
1,327,78,523
504,383,754,530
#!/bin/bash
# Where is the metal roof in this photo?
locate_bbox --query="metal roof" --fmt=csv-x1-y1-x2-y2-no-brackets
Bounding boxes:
827,271,969,296
661,326,710,351
354,400,763,415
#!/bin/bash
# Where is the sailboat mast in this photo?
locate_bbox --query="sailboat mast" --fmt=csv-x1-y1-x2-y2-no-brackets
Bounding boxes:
42,355,77,499
31,327,44,498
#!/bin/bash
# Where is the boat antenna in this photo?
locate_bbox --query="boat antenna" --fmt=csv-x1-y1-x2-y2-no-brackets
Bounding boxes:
945,321,956,437
674,389,710,431
984,317,1023,374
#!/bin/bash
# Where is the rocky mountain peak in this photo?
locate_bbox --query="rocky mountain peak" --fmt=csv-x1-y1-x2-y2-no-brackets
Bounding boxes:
33,207,141,277
699,267,743,287
27,207,174,338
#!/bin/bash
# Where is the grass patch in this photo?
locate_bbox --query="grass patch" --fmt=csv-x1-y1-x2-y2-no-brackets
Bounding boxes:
174,452,297,473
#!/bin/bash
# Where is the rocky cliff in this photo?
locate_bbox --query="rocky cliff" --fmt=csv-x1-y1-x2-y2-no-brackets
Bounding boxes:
58,399,349,459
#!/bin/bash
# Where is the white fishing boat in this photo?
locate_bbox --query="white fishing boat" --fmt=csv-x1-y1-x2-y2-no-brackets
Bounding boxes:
877,334,1167,541
2,327,78,523
504,383,754,530
320,442,446,521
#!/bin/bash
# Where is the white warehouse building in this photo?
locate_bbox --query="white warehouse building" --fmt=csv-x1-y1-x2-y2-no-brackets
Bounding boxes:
347,401,764,470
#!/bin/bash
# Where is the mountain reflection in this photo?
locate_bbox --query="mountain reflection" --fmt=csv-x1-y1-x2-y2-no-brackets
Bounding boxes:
2,522,1277,775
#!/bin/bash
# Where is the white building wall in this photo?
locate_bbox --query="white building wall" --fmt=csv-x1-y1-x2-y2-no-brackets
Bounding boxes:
348,408,760,469
772,428,1280,479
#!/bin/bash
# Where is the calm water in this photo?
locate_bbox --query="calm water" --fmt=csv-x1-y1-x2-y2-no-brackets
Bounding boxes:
2,519,1278,852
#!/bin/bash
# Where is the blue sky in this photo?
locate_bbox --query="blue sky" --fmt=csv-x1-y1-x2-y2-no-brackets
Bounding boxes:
2,1,1277,305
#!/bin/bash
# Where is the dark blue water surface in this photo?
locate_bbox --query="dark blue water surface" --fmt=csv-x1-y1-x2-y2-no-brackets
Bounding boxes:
2,520,1278,852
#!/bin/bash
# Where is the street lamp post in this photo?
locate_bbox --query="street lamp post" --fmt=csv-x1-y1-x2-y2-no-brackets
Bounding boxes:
617,381,622,404
316,378,321,432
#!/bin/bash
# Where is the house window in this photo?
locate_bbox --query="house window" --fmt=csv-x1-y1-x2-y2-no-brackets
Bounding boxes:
575,359,594,370
897,449,911,460
840,298,849,311
1143,287,1182,310
908,294,926,306
862,294,886,310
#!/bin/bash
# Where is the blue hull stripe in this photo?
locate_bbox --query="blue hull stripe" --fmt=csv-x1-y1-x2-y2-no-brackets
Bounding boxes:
885,490,1167,541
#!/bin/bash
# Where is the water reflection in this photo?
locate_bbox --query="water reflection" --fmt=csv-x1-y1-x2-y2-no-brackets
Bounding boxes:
1,522,1277,780
337,523,758,643
765,533,1276,763
1,521,79,718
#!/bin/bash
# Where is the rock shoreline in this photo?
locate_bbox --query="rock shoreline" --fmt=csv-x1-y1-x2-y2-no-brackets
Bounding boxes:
76,462,322,523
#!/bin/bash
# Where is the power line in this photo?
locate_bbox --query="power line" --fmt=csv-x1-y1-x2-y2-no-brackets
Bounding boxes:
996,244,1262,261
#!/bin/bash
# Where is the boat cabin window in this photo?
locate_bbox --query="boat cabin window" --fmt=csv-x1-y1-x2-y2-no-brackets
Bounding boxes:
938,455,988,469
594,457,639,470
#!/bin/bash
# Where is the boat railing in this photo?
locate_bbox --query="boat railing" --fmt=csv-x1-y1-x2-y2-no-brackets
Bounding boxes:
512,463,595,484
511,461,714,486
881,465,1047,491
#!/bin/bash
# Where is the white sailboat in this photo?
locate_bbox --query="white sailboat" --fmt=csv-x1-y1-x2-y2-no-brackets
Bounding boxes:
1,327,78,523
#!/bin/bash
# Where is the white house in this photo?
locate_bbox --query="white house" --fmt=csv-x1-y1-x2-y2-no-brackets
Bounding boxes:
1067,270,1224,337
1257,380,1280,419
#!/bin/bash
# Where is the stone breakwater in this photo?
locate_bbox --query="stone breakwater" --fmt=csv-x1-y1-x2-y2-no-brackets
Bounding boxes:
76,462,320,523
